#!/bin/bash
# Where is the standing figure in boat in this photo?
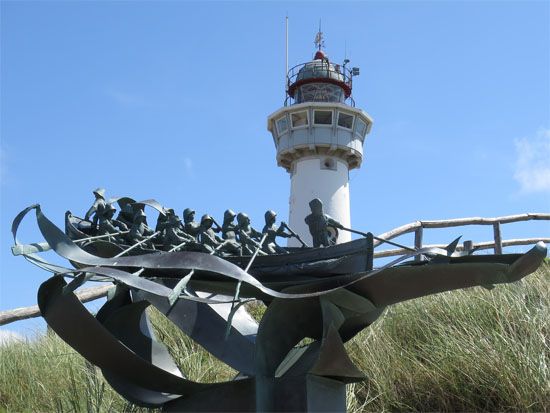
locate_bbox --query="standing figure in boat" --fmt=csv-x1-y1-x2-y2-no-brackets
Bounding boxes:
262,210,292,254
236,212,264,255
163,213,195,251
129,210,156,249
304,198,344,248
198,214,240,255
116,203,135,229
98,203,128,243
84,188,107,229
183,208,201,240
221,209,238,240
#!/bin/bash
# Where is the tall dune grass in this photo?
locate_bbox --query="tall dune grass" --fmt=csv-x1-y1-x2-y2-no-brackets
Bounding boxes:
1,261,548,412
346,261,549,412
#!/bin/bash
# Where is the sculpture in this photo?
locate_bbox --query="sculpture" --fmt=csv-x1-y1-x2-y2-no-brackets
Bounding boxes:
198,214,241,255
221,209,238,240
128,210,156,249
10,197,547,412
84,187,106,228
183,208,201,240
304,198,344,247
116,203,135,229
163,213,195,251
237,212,264,255
262,210,292,254
97,203,128,243
155,207,175,233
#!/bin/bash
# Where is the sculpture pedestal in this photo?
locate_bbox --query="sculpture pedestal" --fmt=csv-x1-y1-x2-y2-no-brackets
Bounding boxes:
255,374,346,412
274,375,346,412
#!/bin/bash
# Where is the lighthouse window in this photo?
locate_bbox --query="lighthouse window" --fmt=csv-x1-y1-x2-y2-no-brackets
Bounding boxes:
320,157,337,171
313,110,333,125
291,111,309,128
355,118,367,137
337,112,354,129
276,116,288,135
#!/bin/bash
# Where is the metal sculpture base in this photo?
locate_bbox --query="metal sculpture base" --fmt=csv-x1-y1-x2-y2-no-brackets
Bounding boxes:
271,375,347,412
162,375,346,412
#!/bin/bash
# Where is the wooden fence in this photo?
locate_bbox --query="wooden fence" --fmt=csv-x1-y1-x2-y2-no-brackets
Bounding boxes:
1,212,548,326
373,212,550,260
0,285,111,327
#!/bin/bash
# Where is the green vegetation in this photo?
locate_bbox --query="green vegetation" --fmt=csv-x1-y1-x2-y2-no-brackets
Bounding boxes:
1,262,548,412
346,260,549,412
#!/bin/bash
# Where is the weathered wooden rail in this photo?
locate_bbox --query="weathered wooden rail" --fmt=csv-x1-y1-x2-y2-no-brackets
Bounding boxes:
1,213,548,326
374,237,550,258
373,213,549,261
0,285,111,327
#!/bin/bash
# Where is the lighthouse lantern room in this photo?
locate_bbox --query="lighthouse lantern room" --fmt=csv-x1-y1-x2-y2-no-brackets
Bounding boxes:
267,30,373,246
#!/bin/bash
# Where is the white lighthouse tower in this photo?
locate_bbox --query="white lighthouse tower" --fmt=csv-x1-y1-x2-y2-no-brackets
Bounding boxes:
267,32,373,246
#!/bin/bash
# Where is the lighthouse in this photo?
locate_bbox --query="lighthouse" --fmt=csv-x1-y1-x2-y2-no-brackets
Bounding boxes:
267,31,373,246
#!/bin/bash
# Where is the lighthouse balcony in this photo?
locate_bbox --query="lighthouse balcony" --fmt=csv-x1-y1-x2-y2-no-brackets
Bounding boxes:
267,102,373,172
286,59,354,105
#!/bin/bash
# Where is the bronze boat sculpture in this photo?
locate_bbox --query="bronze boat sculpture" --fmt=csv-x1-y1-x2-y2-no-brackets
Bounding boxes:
11,202,547,412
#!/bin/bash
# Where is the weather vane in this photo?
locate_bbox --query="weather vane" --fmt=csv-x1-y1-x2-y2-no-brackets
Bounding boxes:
314,19,324,51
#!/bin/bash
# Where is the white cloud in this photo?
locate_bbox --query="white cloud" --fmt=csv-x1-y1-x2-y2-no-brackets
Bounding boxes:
0,329,25,346
514,128,550,194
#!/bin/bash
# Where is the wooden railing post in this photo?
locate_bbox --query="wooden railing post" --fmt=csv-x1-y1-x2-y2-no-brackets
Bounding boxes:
463,240,474,253
414,226,423,262
493,222,503,254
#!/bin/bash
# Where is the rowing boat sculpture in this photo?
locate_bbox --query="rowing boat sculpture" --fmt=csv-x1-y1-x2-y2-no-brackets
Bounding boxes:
11,203,547,412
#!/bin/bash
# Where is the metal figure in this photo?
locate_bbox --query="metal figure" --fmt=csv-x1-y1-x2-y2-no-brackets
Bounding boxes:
237,212,263,255
304,198,344,247
262,210,291,254
128,210,156,249
116,203,135,229
210,217,223,234
163,214,195,251
97,203,128,243
183,208,201,240
198,214,241,255
156,208,176,233
84,188,106,228
221,209,238,240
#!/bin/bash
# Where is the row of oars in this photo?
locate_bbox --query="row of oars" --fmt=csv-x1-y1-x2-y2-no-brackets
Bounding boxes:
62,230,162,295
62,224,419,296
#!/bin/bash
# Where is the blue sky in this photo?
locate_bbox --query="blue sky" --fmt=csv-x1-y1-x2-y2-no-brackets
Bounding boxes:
1,1,549,337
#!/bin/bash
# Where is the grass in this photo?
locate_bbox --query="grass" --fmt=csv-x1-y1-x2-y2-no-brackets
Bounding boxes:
345,260,549,412
1,261,548,412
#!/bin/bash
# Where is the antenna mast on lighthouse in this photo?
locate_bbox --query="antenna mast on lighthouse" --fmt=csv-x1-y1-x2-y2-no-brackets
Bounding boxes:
285,15,289,96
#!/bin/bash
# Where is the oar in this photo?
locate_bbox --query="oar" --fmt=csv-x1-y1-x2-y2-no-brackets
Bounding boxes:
113,231,161,258
167,242,226,308
167,233,197,253
11,230,131,256
282,223,309,248
74,230,130,244
211,218,223,233
339,226,416,252
62,231,160,295
224,233,268,339
244,233,268,273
